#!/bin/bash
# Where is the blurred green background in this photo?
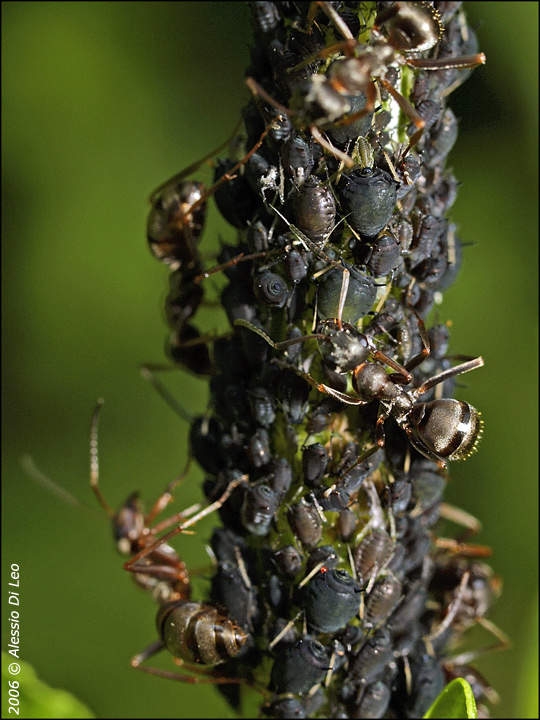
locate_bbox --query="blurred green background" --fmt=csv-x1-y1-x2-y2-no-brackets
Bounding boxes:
2,2,537,718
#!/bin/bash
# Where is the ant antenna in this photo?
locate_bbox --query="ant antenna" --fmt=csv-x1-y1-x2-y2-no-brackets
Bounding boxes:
89,398,113,517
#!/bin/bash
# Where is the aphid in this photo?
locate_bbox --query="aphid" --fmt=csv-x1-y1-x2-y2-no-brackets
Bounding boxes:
406,646,445,718
241,482,276,536
248,386,276,428
350,628,394,685
245,151,281,200
270,636,329,694
263,695,307,719
210,529,259,632
365,234,402,277
306,545,339,574
353,529,394,584
338,167,399,240
281,134,314,185
305,567,363,633
316,265,377,324
268,457,293,504
354,678,392,719
302,442,328,487
247,428,272,468
292,176,336,245
288,496,323,548
254,270,289,308
274,544,303,577
363,573,403,628
250,1,281,36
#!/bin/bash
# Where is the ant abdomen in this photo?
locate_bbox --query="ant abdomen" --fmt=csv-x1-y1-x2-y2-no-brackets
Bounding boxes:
157,600,248,666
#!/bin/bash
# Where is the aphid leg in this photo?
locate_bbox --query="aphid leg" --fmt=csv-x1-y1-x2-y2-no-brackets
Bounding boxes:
273,357,363,405
334,264,350,328
234,318,326,351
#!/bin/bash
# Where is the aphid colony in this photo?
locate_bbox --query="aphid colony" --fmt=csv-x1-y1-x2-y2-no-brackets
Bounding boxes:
112,2,503,717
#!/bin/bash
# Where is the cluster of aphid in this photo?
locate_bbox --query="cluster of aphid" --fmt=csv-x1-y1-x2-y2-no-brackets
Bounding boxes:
107,2,508,717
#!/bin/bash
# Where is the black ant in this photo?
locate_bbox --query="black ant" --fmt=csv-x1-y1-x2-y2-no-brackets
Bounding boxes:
246,1,485,166
87,400,258,686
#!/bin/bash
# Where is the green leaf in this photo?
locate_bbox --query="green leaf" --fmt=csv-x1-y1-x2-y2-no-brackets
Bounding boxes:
2,652,95,719
424,678,477,719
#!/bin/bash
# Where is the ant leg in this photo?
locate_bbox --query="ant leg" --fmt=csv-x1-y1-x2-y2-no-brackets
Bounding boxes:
415,356,484,396
234,318,326,351
329,82,377,130
273,358,364,405
131,641,247,685
20,455,86,510
149,120,242,203
144,455,194,527
404,426,447,471
438,502,483,545
269,204,344,271
403,311,431,373
310,125,354,167
124,474,248,572
334,265,350,328
194,250,268,283
140,364,194,424
246,77,290,117
406,54,486,72
375,404,391,447
446,617,511,666
424,571,471,643
379,79,426,159
183,122,275,222
433,537,493,559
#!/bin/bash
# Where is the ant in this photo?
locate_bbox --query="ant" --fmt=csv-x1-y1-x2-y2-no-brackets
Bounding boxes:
237,267,483,472
247,2,485,166
147,122,280,377
87,400,258,685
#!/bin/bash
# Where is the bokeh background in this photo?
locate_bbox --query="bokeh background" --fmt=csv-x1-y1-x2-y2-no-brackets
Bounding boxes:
2,2,538,718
